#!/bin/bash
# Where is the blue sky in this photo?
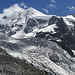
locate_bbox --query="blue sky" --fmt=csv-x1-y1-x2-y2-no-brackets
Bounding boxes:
0,0,75,16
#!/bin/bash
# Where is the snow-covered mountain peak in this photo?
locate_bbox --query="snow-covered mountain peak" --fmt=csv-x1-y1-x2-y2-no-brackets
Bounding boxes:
25,7,46,17
26,7,37,11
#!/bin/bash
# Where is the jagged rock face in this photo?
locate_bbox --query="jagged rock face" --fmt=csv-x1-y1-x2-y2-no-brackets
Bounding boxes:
24,18,38,33
0,5,75,75
36,19,47,24
48,16,59,25
2,15,7,19
72,15,75,17
56,18,69,34
35,18,75,57
0,24,10,34
55,18,75,56
24,18,48,33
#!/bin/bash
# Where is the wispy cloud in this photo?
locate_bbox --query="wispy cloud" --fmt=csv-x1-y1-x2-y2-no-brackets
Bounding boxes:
68,6,75,12
20,2,27,9
2,4,24,17
43,8,49,14
48,4,56,9
51,0,56,3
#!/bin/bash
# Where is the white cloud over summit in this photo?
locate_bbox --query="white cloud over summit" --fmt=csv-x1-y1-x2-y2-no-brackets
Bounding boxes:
2,3,28,17
0,4,24,17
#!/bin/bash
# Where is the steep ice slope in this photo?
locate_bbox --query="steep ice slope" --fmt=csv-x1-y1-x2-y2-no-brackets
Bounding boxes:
0,4,75,75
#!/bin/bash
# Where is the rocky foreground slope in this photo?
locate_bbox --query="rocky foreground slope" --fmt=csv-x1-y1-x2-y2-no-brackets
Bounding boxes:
0,48,46,75
0,4,75,75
